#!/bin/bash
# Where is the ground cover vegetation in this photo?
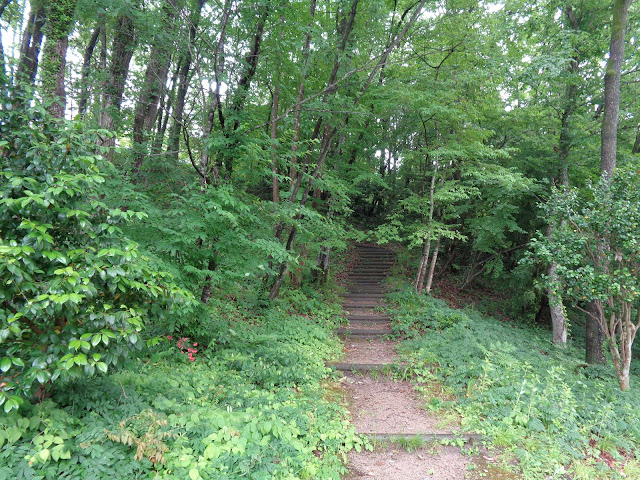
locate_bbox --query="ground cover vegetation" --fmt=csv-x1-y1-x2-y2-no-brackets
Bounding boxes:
388,287,640,479
1,0,640,478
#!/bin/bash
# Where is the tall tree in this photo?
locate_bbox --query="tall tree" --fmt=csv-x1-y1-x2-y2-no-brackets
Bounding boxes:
40,0,77,118
15,0,46,87
585,0,633,364
167,0,206,163
98,13,136,161
132,0,181,176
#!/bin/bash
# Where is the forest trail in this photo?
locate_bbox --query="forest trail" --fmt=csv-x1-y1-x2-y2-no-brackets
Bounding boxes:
333,244,476,480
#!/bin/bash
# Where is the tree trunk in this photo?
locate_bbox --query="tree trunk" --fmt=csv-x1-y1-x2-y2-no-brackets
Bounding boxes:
600,0,632,179
586,0,632,364
0,0,12,76
152,59,181,155
167,0,205,163
415,239,431,294
270,14,284,204
632,129,640,154
548,260,567,345
425,235,441,293
585,301,607,364
200,258,216,304
196,0,232,187
40,0,77,118
16,2,46,88
98,14,136,161
77,22,102,117
223,4,269,177
289,0,316,186
132,0,180,176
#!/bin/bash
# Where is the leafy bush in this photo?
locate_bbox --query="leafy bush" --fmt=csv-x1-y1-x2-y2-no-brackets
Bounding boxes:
534,165,640,390
0,91,190,409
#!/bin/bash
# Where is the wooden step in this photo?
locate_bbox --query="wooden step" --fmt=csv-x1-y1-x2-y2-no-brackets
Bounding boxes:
328,363,405,373
363,433,482,444
343,291,386,295
348,319,389,325
347,288,386,294
343,304,385,309
347,314,390,321
337,328,392,336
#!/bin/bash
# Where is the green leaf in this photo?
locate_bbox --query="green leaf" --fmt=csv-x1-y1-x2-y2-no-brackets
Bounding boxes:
39,448,50,461
0,357,11,372
189,468,200,480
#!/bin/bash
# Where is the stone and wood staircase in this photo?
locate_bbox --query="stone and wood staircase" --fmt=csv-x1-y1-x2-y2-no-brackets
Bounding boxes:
330,244,481,458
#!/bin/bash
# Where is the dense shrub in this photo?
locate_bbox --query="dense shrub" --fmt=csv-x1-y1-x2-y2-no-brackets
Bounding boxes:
0,91,190,409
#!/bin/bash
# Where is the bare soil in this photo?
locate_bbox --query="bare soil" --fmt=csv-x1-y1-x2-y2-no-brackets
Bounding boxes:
342,340,398,364
344,445,469,480
343,373,449,434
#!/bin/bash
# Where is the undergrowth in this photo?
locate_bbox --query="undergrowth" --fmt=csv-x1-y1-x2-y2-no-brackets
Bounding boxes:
388,287,640,479
0,304,361,479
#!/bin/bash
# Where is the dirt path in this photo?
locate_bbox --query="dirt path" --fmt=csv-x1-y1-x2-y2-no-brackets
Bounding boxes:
332,244,478,479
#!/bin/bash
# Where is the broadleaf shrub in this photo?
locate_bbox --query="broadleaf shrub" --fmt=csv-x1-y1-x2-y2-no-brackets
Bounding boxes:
0,87,191,408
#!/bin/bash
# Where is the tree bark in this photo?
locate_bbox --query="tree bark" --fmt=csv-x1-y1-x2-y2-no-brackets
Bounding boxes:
586,0,632,364
270,14,284,204
196,0,232,187
132,0,180,176
16,2,46,88
425,235,440,293
40,0,77,118
223,4,269,177
0,0,12,76
289,0,316,186
98,14,136,161
600,0,632,179
632,129,640,154
167,0,206,163
77,22,102,117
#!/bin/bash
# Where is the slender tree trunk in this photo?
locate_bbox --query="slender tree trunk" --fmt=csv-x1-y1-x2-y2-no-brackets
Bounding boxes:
168,0,205,163
289,0,316,186
545,5,583,346
77,22,101,117
153,60,181,155
200,258,216,304
132,0,180,177
270,15,283,204
632,129,640,154
98,14,136,161
195,0,231,187
548,261,567,344
415,239,431,293
0,0,12,76
587,0,632,364
223,4,269,177
16,2,46,88
600,0,632,179
425,235,440,293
